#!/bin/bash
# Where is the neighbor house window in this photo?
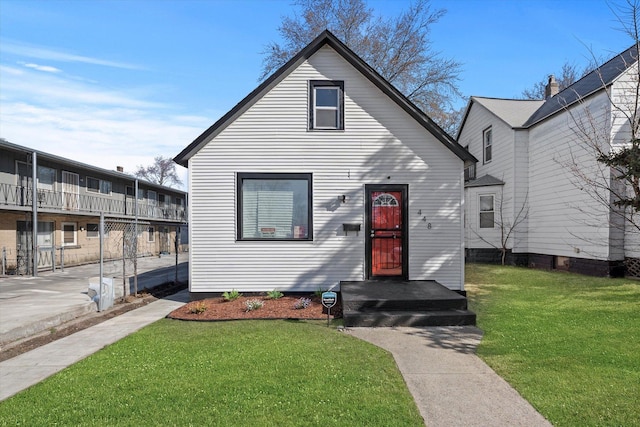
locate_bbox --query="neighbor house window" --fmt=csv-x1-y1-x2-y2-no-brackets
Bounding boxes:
479,195,495,228
87,177,112,194
148,226,155,242
87,223,110,239
37,166,56,191
483,127,492,164
62,222,77,246
237,173,312,240
87,223,99,238
309,80,344,130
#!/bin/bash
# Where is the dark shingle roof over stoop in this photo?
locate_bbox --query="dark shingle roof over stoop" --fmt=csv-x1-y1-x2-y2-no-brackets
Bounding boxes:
465,174,505,188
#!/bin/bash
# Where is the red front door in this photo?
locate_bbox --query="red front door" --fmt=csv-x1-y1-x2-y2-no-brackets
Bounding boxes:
366,185,407,278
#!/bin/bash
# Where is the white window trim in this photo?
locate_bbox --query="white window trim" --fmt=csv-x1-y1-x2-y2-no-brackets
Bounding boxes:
479,194,495,229
483,127,492,164
309,80,344,130
62,222,78,246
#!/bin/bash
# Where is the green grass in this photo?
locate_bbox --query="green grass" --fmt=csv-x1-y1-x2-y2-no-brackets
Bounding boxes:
0,320,423,426
466,264,640,427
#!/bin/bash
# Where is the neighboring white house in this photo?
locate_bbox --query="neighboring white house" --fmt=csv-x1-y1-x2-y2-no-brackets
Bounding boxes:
174,30,476,294
459,44,640,277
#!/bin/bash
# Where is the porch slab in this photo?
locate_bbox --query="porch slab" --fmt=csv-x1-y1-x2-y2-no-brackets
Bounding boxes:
340,280,476,327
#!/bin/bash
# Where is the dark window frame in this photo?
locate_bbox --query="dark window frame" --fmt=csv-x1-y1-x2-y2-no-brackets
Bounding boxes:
309,80,344,131
237,172,313,241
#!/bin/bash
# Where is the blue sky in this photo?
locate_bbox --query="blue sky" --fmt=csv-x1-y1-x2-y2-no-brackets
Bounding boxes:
0,0,633,188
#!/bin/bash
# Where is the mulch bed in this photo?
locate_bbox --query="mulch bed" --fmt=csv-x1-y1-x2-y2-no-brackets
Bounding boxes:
168,295,341,321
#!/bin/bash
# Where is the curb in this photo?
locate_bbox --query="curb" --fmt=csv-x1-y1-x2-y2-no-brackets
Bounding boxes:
0,301,97,347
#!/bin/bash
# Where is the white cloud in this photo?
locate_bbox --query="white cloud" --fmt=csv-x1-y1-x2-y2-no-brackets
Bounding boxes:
0,59,216,191
20,62,61,73
2,39,142,70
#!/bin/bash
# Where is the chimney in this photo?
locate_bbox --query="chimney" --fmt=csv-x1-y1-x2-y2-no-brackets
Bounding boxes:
116,166,124,173
545,75,559,99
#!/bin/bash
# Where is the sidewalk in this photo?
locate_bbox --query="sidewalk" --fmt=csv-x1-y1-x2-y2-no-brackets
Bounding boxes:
0,253,188,347
346,326,552,427
0,290,189,401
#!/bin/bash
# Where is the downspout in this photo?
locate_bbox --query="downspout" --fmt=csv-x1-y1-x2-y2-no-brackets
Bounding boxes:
32,151,38,277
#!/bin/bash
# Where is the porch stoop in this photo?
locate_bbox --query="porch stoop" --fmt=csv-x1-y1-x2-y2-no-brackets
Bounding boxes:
340,280,476,327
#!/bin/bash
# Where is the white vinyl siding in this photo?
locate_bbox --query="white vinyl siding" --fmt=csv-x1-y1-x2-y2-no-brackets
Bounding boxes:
528,91,612,260
460,102,519,251
188,45,464,292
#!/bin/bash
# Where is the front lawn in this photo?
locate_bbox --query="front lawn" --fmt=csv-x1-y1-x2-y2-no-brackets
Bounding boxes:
466,264,640,427
0,320,423,426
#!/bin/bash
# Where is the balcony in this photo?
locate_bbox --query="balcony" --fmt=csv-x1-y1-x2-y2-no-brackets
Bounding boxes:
0,183,187,222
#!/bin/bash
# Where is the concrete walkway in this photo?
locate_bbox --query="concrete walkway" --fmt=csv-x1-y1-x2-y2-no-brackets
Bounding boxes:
0,254,188,346
346,326,552,426
0,259,552,425
0,290,189,401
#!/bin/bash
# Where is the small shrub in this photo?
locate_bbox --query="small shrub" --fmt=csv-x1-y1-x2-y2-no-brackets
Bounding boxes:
245,299,264,312
222,289,242,301
267,289,284,299
314,288,328,297
188,301,207,314
294,297,312,310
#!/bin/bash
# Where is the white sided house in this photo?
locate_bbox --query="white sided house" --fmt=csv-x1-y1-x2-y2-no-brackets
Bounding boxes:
459,45,640,277
174,31,476,295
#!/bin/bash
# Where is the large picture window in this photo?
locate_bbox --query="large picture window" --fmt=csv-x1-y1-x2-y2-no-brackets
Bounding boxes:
309,80,344,130
238,173,312,241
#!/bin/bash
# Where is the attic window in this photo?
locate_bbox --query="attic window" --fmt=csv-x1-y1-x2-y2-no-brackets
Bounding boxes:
309,80,344,130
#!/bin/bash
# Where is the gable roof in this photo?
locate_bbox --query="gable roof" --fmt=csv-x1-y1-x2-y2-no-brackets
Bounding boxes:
471,97,545,128
523,43,639,127
174,30,475,167
457,44,639,138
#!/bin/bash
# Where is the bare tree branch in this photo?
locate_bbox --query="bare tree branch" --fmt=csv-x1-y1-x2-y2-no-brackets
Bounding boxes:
134,156,183,188
260,0,462,134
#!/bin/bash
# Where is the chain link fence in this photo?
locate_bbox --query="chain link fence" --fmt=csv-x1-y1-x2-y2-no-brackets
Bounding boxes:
101,218,150,299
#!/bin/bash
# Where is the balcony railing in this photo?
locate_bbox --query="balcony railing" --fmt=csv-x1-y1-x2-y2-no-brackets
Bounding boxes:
1,183,187,222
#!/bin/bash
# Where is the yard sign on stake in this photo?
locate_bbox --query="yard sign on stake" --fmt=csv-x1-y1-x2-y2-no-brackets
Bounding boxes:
321,291,337,326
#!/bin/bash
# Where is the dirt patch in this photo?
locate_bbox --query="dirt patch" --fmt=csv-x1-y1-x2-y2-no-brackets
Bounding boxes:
168,295,341,321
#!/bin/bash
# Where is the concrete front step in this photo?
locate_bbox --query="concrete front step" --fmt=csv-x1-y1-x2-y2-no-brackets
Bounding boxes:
343,309,477,327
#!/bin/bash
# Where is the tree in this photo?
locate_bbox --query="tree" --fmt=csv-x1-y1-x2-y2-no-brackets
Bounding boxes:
521,61,594,100
134,156,183,188
261,0,462,134
471,188,529,266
